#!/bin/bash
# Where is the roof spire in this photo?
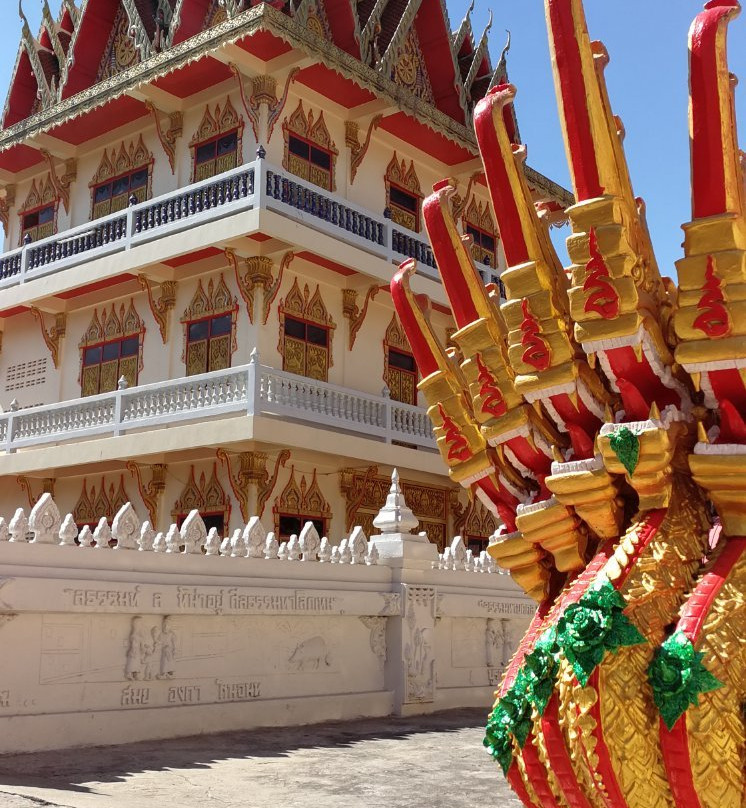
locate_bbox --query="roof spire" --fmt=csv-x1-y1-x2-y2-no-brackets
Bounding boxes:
490,29,511,88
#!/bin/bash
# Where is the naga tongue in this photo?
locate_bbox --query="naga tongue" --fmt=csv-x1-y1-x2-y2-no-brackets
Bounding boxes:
718,399,746,443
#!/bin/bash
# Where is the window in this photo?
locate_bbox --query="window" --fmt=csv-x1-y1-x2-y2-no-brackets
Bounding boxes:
21,204,55,243
387,347,418,405
185,313,233,376
282,102,338,192
384,153,423,233
277,514,326,541
389,185,420,232
194,130,239,182
282,315,330,381
92,167,148,218
81,335,140,396
287,134,333,190
465,223,497,267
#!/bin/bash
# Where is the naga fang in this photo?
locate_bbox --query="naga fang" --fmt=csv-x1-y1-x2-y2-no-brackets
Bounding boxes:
390,1,746,806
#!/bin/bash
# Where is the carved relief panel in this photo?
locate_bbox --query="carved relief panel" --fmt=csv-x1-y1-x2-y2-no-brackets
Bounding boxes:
463,197,498,268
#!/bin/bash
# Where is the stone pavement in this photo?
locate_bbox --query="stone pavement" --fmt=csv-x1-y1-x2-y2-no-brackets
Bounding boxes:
0,709,521,808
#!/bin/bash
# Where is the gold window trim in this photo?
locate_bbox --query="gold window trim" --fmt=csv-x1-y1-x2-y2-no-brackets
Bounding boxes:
384,152,423,233
78,300,145,393
462,197,498,266
383,312,418,405
282,100,339,192
462,498,498,541
180,274,239,368
277,277,336,381
89,136,154,218
73,475,131,527
171,464,231,528
189,97,244,183
273,466,331,536
18,175,58,245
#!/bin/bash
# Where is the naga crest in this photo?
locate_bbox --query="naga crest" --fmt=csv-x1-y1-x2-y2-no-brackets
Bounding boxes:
391,1,746,806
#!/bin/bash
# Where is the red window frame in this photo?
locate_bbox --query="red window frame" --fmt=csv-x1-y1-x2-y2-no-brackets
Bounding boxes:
276,513,327,541
464,221,497,267
81,334,140,395
386,346,418,406
21,202,56,244
286,132,334,190
192,129,239,181
92,165,150,218
389,182,421,233
185,311,233,376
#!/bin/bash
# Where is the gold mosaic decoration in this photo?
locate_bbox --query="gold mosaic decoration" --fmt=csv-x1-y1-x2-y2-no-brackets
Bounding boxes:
98,7,140,81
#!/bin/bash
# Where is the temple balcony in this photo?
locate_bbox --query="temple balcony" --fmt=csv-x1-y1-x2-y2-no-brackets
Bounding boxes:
0,352,439,475
0,155,504,313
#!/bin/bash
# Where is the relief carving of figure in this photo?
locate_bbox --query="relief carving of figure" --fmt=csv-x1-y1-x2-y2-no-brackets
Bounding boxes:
157,616,178,679
486,618,505,669
288,636,330,672
125,616,152,681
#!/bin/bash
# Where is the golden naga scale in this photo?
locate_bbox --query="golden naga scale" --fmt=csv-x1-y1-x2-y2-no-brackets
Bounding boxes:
390,0,746,805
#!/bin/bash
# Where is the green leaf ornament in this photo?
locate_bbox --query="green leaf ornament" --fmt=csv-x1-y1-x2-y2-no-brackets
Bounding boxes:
609,426,640,477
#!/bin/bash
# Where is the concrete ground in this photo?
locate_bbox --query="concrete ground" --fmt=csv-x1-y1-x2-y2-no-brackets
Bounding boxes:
0,709,521,808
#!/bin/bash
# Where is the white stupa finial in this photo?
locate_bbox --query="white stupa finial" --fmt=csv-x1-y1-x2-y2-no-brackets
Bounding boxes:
372,469,419,534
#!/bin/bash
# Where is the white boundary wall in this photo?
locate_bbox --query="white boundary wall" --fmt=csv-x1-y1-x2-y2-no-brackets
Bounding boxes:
0,484,534,753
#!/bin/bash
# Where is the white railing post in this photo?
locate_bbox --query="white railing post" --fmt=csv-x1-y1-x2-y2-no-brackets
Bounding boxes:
113,387,123,437
19,244,29,283
246,349,260,416
253,148,266,212
4,412,13,454
384,213,393,263
382,385,392,443
125,204,135,249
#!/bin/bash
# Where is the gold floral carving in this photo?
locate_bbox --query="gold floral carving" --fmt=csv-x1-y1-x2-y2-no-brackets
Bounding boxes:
16,476,55,509
145,102,182,175
263,250,294,325
382,312,409,386
29,308,66,369
180,274,238,363
39,150,77,215
345,115,383,184
217,448,291,521
0,185,16,231
172,464,231,526
273,466,331,534
19,175,56,214
138,274,176,344
340,465,379,532
385,153,423,231
73,476,131,525
189,97,243,182
91,136,152,186
126,461,167,528
225,249,273,324
282,101,338,191
343,285,380,350
451,171,482,221
232,65,300,144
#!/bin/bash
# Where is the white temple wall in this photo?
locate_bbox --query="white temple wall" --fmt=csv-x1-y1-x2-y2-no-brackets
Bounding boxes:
0,488,532,753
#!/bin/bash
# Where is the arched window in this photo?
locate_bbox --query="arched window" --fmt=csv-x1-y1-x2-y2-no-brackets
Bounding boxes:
189,98,243,183
278,278,336,382
79,301,144,396
172,465,231,537
18,175,57,244
90,136,153,219
282,101,338,192
273,466,331,540
384,153,423,233
463,198,498,268
181,275,238,377
383,313,418,406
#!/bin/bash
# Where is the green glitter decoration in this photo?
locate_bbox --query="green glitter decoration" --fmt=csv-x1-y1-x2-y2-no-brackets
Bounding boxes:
521,629,559,716
609,426,640,476
556,581,646,686
648,631,724,730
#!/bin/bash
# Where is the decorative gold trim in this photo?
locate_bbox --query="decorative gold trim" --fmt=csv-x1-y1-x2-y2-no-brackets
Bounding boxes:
267,68,300,143
16,475,56,509
188,96,244,183
172,463,231,526
230,64,261,142
273,465,331,535
263,250,294,325
0,185,16,231
278,277,337,377
138,274,176,343
340,464,379,532
30,308,66,369
146,101,182,175
258,449,291,519
451,170,481,221
39,151,76,215
343,284,380,350
180,274,238,365
78,300,145,389
282,100,338,192
225,249,273,324
345,115,382,185
126,461,167,527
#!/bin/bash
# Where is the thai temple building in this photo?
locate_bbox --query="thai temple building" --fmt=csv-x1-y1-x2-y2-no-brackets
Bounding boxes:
0,0,569,553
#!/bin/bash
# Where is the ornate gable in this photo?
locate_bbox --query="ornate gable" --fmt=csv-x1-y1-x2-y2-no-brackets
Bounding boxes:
273,466,331,534
464,197,496,235
385,152,423,232
190,97,242,146
97,6,140,82
384,313,409,353
91,136,153,186
20,175,57,213
172,464,231,525
392,29,435,104
73,475,132,526
385,153,422,197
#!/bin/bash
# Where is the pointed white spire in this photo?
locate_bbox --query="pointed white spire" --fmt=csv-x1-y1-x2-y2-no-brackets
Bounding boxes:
372,469,419,534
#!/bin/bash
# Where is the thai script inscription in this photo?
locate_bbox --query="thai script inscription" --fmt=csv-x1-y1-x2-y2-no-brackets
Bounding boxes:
66,587,141,608
176,588,338,614
477,600,536,617
121,686,150,706
0,691,9,708
216,681,261,702
168,685,201,704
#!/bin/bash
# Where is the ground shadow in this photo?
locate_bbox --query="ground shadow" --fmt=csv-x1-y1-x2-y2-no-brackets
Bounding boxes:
0,708,488,796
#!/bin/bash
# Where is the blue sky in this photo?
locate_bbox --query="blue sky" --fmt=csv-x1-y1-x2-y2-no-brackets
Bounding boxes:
2,1,746,278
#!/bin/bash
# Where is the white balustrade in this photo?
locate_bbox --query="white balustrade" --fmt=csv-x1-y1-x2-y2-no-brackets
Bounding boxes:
0,361,435,453
0,157,500,291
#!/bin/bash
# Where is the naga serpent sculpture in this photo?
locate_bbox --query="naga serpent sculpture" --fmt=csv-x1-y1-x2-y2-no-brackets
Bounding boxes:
390,1,745,806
